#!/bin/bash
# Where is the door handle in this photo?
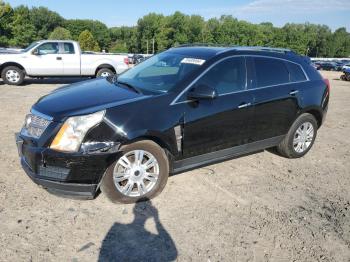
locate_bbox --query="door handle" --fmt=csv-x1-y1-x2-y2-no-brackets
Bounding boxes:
289,90,299,95
238,102,251,109
56,57,62,60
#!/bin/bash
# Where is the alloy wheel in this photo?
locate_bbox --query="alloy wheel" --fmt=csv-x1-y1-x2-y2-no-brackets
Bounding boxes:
293,122,314,153
113,150,159,197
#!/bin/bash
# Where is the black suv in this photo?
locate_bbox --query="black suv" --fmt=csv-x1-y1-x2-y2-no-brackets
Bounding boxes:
15,46,330,203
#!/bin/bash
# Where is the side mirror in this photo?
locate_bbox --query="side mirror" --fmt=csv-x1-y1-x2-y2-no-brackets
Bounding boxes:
32,49,39,55
187,84,217,100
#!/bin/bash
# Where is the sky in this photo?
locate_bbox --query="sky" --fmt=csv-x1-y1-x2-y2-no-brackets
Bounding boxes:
7,0,350,31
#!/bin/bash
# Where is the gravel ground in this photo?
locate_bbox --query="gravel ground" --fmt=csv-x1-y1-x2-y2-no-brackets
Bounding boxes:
0,72,349,262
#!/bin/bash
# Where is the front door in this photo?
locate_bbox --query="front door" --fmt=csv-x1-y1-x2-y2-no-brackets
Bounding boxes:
182,56,254,158
28,42,64,76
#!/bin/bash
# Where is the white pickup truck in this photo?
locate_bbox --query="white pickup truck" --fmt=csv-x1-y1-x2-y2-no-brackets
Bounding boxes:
0,40,129,85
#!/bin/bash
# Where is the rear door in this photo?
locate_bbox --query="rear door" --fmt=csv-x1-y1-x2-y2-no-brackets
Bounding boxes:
28,42,63,76
182,56,255,158
249,56,305,142
60,42,80,75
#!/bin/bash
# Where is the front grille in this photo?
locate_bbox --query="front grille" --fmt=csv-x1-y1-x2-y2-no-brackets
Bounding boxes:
22,113,51,138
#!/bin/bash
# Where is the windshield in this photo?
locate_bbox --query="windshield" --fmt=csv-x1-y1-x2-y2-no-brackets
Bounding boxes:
22,42,39,53
117,52,205,92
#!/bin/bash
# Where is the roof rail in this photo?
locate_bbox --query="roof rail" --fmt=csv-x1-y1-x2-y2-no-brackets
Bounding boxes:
172,43,297,55
232,46,294,54
173,43,228,48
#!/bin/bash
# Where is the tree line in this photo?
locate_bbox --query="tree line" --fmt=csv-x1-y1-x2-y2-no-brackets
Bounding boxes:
1,1,349,57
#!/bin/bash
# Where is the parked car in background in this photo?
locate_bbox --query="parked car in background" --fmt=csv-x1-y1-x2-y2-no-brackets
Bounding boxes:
132,54,147,64
311,62,320,70
318,62,338,71
341,68,350,81
333,61,345,71
342,63,350,71
0,40,129,85
15,45,329,203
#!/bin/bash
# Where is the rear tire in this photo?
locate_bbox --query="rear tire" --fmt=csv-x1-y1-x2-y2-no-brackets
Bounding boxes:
100,140,169,204
96,68,114,78
1,66,25,85
277,113,318,158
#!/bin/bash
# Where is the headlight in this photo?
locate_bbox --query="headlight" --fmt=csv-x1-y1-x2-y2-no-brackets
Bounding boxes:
50,110,105,152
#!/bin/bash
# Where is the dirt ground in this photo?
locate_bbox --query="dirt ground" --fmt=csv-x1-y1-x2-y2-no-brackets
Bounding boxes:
0,72,349,262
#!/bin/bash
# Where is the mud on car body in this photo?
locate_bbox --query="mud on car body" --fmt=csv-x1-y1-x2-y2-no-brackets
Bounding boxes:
16,45,329,203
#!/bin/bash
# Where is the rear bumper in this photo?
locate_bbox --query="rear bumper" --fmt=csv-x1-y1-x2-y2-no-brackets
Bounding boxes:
16,133,121,199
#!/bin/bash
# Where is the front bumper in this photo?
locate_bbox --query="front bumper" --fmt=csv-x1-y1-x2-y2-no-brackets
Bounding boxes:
16,133,121,199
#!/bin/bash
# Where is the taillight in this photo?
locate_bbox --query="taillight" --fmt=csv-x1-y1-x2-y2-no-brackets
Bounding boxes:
323,78,330,92
322,78,330,107
124,57,129,65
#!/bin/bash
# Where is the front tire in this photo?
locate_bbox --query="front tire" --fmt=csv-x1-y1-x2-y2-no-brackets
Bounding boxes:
100,140,169,204
96,68,114,78
1,66,25,85
277,113,318,158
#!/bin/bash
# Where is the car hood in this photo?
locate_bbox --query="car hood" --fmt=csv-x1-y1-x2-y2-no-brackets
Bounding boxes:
32,78,148,121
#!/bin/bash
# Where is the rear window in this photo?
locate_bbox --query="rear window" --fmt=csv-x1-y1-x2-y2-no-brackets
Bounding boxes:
254,57,289,88
62,43,75,54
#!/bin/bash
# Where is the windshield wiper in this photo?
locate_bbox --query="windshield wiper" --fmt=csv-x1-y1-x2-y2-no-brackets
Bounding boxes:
115,80,141,94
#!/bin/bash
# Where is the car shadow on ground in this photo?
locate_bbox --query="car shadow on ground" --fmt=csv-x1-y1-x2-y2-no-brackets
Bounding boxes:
98,200,178,262
23,77,90,85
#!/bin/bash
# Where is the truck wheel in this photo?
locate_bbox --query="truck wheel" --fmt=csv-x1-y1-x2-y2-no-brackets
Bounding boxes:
277,113,318,158
1,66,25,85
96,68,114,78
100,140,169,204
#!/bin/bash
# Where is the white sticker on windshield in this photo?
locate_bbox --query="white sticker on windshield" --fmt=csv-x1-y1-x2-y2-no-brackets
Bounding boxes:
181,58,206,65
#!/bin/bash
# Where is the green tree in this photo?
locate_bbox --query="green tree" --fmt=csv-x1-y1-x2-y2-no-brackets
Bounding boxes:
0,0,13,46
109,41,128,53
9,5,36,47
166,12,189,46
78,29,100,51
187,15,206,43
29,7,63,39
330,28,350,57
110,26,138,53
136,13,169,53
65,19,111,50
0,2,349,57
49,27,72,40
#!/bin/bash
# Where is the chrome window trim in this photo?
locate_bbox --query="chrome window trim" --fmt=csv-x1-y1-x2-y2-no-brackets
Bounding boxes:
30,108,53,121
170,54,310,105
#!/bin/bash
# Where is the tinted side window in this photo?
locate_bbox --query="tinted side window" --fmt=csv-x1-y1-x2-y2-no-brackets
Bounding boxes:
286,62,306,82
196,57,246,95
254,57,289,87
62,43,75,54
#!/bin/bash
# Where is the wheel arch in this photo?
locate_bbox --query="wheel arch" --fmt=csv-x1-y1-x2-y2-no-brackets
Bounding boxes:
0,62,26,75
301,107,323,128
95,64,116,75
124,135,176,155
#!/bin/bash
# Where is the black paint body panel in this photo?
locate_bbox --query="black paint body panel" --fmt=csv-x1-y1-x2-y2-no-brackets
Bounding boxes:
16,47,329,198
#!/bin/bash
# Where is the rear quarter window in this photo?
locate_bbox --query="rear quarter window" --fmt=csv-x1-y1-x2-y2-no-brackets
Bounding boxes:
254,57,289,87
285,62,307,82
